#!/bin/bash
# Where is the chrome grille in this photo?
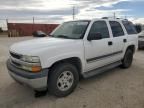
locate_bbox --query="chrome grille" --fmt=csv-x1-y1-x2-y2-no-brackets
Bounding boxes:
10,52,22,59
9,52,40,67
11,60,21,67
9,52,22,68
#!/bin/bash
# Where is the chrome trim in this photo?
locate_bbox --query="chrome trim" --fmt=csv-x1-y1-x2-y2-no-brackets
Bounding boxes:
10,56,41,66
86,50,123,63
9,51,40,63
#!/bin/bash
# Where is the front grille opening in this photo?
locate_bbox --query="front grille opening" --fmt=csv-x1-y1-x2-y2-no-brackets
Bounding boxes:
11,60,21,67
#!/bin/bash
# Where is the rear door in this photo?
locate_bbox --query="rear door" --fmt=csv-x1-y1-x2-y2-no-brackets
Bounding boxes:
122,21,138,50
109,21,126,61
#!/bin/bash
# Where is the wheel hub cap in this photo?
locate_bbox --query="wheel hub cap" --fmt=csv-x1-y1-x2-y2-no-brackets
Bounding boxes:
57,71,74,91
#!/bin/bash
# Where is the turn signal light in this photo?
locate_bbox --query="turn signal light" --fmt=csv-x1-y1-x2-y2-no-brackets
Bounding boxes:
31,66,41,72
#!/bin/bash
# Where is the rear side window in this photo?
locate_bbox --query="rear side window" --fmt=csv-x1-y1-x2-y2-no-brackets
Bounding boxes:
109,21,124,37
122,21,137,34
89,21,109,39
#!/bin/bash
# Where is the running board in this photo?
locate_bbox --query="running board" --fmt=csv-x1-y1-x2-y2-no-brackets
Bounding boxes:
82,61,122,78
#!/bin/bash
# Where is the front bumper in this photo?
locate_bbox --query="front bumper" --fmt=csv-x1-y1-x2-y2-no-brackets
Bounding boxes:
7,59,49,91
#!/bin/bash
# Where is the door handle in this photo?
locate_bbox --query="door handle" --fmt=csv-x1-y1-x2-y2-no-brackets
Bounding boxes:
108,41,113,46
123,39,127,43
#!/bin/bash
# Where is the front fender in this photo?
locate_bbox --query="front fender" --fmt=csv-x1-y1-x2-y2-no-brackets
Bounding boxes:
40,52,85,71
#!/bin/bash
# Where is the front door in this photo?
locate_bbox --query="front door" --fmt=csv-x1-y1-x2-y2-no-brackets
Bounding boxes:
84,20,114,72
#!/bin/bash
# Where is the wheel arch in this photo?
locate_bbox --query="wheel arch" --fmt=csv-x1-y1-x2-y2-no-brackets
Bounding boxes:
48,57,83,79
126,45,135,54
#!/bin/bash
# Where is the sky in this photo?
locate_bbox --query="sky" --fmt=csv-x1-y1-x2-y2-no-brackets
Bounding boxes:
0,0,144,29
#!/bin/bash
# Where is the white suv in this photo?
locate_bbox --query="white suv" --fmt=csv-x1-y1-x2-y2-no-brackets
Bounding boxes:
7,18,138,97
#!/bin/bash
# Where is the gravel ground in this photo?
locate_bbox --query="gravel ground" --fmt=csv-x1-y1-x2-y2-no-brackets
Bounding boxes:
0,37,144,108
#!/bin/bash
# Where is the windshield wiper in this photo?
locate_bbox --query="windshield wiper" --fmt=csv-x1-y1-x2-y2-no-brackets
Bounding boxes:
56,35,72,39
50,34,79,39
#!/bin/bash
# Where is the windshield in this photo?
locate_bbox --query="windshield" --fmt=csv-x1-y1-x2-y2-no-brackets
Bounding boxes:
51,21,90,39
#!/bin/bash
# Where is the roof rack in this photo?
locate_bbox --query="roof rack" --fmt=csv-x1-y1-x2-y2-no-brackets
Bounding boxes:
116,18,128,20
102,17,109,19
102,17,128,21
122,19,128,21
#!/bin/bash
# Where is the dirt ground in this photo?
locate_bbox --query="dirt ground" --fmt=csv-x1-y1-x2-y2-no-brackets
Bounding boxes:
0,37,144,108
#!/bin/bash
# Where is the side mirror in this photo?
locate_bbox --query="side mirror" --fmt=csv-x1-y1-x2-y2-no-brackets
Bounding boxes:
87,32,102,41
32,30,47,37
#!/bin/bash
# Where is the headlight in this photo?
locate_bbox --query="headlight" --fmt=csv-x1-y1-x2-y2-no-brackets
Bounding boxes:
21,55,40,63
20,55,41,72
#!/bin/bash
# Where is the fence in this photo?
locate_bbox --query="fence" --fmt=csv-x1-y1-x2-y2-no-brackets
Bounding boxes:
0,18,60,37
8,23,59,37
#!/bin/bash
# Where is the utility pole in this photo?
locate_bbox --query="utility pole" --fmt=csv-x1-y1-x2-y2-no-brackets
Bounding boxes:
72,6,75,20
6,19,9,37
32,17,35,32
33,17,35,24
6,19,8,24
6,19,8,30
125,15,127,19
114,12,116,19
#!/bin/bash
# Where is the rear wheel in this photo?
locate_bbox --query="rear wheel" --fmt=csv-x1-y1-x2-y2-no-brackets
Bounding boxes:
121,49,133,68
48,63,79,97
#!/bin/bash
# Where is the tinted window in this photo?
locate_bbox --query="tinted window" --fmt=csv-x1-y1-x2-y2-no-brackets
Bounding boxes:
89,21,109,39
110,21,124,37
122,21,137,34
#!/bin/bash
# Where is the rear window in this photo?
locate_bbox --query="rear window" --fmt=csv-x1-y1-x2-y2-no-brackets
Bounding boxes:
122,21,137,34
109,21,124,37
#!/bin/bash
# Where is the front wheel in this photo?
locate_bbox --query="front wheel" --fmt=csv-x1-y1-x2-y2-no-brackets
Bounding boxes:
121,49,133,68
48,63,79,97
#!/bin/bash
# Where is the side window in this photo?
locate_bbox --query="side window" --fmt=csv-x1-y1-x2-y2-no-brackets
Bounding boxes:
109,21,124,37
89,21,110,39
122,21,137,34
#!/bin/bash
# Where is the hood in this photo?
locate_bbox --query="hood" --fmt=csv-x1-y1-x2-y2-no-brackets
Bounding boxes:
10,37,76,55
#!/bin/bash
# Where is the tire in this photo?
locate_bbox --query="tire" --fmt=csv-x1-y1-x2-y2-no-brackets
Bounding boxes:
48,63,79,97
121,49,133,68
138,46,144,50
